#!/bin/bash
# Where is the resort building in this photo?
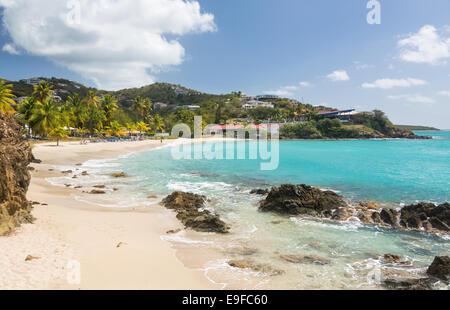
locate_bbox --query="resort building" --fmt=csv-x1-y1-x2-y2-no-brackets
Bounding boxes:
318,109,356,121
183,105,201,111
20,78,45,85
153,102,169,110
242,100,275,110
255,94,279,100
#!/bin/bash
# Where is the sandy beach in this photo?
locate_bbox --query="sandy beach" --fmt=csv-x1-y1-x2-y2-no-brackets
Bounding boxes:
0,139,222,290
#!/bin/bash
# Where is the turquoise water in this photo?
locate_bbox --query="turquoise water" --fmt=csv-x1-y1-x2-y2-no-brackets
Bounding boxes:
116,130,449,205
63,131,450,289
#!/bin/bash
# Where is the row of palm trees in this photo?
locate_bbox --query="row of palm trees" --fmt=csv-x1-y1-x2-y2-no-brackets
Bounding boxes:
0,79,166,145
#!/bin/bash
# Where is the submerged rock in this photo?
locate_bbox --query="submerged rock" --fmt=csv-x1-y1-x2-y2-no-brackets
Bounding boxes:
0,113,34,236
259,184,348,216
162,191,230,234
280,254,331,265
226,246,258,256
382,254,412,266
228,259,284,276
427,256,450,281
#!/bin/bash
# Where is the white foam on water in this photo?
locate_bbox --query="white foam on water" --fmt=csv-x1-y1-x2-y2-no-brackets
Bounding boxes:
167,181,233,194
290,217,361,232
160,231,214,245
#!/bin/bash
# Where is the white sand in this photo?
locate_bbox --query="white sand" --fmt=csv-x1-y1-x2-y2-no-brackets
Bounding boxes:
0,139,223,290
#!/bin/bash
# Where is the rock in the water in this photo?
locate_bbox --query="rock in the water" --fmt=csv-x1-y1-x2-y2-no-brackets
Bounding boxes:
250,189,269,195
81,171,88,176
90,190,106,194
382,254,412,265
380,209,400,227
400,202,450,232
280,254,331,265
427,256,450,281
259,184,348,216
0,113,34,236
111,172,126,178
162,191,230,234
93,185,105,189
228,259,284,276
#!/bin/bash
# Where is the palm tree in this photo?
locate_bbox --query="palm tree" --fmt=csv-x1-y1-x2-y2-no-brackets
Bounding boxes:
32,81,54,103
107,120,123,137
0,79,16,114
152,114,165,133
136,121,150,135
29,97,60,137
67,93,87,129
86,91,101,108
17,97,37,135
49,126,68,146
143,98,153,123
132,96,146,121
101,94,118,126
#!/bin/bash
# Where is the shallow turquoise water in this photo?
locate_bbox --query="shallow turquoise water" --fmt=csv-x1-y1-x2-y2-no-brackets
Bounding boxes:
116,130,449,205
67,131,450,289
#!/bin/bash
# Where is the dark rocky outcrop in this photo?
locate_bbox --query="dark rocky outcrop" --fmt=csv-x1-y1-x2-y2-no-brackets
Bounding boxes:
162,191,230,234
427,256,450,281
258,185,449,235
250,189,269,195
259,184,348,217
0,113,34,236
400,203,450,232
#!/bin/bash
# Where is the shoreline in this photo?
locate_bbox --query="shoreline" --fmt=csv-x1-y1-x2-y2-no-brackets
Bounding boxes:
1,138,224,289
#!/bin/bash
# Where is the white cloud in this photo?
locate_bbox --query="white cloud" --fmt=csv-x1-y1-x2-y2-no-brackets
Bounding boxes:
2,43,19,55
299,81,313,87
0,0,216,90
326,70,350,82
264,85,298,97
387,94,435,104
362,78,428,89
398,25,450,65
437,90,450,97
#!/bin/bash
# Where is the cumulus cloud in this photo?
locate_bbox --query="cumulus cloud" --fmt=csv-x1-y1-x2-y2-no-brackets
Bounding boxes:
326,70,349,82
398,25,450,65
387,94,435,104
299,81,313,87
2,43,19,55
264,85,298,97
0,0,216,90
362,78,428,90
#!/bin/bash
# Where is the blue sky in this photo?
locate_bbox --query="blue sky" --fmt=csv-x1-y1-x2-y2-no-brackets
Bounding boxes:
1,0,449,128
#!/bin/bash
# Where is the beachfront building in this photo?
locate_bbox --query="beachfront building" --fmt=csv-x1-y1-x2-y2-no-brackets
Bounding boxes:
318,109,356,122
204,123,284,137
